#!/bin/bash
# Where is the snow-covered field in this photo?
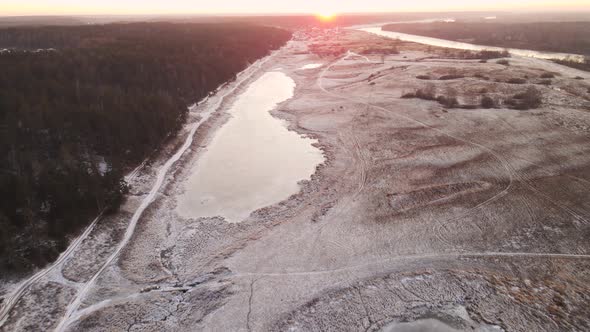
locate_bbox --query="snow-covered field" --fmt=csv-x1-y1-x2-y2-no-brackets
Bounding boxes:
2,29,590,331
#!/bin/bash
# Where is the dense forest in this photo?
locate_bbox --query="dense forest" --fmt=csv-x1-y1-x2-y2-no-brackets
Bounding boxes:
382,22,590,56
0,23,291,274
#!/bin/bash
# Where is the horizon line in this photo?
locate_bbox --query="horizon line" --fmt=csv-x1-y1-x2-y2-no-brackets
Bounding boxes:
2,8,590,18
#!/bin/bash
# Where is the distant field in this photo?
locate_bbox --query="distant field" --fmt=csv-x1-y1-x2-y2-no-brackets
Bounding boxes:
382,22,590,56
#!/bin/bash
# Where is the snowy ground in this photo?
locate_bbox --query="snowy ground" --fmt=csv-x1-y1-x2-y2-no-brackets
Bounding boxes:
2,30,590,332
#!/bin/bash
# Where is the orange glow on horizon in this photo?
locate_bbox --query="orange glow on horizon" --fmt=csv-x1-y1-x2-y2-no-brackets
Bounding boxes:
1,0,590,16
316,12,336,22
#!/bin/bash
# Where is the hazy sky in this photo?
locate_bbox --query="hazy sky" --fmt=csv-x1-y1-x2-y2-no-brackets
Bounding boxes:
3,0,590,16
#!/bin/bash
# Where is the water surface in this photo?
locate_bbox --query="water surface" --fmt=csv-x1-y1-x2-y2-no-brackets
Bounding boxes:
176,71,324,222
300,63,323,69
359,27,585,62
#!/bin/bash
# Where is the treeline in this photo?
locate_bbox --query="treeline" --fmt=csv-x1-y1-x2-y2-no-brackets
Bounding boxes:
382,22,590,56
0,23,291,274
554,58,590,72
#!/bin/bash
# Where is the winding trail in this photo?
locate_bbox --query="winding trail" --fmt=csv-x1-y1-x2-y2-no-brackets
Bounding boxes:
234,251,590,278
0,160,147,327
0,215,101,327
53,249,590,324
53,48,278,332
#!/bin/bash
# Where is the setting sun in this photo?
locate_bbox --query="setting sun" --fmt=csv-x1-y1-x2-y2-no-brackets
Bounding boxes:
316,11,336,21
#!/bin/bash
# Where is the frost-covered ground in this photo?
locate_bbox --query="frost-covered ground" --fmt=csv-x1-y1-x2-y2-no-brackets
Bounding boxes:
2,29,590,332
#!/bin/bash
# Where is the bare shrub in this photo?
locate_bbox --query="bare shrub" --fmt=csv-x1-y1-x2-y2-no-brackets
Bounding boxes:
497,59,510,66
416,83,437,100
439,74,465,80
361,46,399,55
436,87,459,108
505,86,542,110
400,83,436,101
478,50,510,59
402,84,463,108
507,78,527,84
481,96,496,108
441,49,509,60
437,96,459,108
553,58,590,72
415,90,436,100
474,73,489,80
540,72,555,79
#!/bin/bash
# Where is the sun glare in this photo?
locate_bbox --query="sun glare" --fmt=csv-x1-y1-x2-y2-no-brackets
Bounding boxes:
316,11,336,21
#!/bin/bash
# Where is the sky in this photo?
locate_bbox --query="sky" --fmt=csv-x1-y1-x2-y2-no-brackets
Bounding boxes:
2,0,590,16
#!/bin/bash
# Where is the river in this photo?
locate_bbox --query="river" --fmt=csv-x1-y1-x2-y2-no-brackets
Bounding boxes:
357,27,585,62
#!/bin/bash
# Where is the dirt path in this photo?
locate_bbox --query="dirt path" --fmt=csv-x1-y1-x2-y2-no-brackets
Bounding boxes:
0,159,149,327
53,51,280,332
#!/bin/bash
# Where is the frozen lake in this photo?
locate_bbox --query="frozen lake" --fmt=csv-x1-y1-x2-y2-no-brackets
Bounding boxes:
176,71,324,222
300,63,323,69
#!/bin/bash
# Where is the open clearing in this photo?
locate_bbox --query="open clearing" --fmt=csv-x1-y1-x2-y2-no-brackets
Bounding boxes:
2,28,590,332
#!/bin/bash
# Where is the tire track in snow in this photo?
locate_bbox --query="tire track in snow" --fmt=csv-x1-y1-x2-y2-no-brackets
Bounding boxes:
234,251,590,278
0,160,147,327
320,51,589,249
0,214,101,327
317,52,514,248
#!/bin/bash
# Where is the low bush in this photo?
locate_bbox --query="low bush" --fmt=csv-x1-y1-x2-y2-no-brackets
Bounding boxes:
553,58,590,72
538,80,552,86
507,78,527,84
474,73,490,80
436,95,459,108
415,88,436,100
504,98,517,108
478,50,510,59
540,72,555,79
481,96,496,108
446,50,509,60
505,86,542,110
416,75,431,80
402,85,462,108
497,59,510,66
439,74,465,80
